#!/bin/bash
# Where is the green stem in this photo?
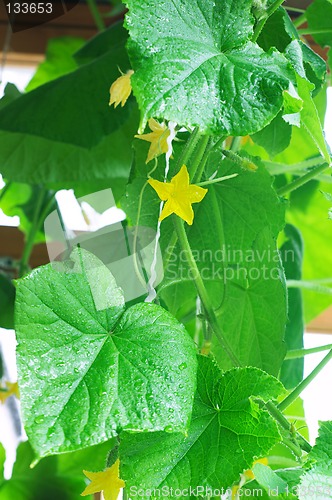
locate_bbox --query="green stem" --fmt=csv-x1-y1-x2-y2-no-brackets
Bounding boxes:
293,12,307,28
197,174,238,186
298,28,332,36
189,136,210,181
173,217,241,367
264,401,312,453
163,232,178,274
277,162,330,196
86,0,105,31
287,279,332,296
281,436,302,458
210,135,226,154
252,0,286,42
176,127,201,171
286,7,305,13
162,129,206,283
264,156,325,176
193,138,213,183
279,349,332,412
230,136,242,152
163,129,204,274
286,344,332,360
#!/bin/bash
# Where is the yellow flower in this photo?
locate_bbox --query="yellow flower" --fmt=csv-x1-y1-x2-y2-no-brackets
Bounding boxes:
81,459,125,500
135,118,170,163
0,381,20,404
109,70,134,108
232,484,240,499
148,165,207,225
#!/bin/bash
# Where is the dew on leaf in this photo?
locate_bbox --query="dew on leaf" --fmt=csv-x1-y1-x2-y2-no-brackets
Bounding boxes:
34,415,45,424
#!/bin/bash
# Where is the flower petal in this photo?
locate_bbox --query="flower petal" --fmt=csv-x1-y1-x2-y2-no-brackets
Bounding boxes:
171,164,190,189
188,184,208,203
109,70,133,108
148,179,173,201
159,199,175,221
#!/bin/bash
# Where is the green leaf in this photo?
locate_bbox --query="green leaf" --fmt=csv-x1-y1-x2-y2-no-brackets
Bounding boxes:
283,86,303,117
307,0,332,48
287,182,332,321
285,41,330,164
279,225,304,389
0,274,15,330
258,9,326,94
164,155,287,374
322,191,332,203
296,74,331,165
0,84,21,110
26,37,85,92
0,442,79,500
251,85,327,166
0,183,54,243
243,468,301,499
0,27,138,185
300,43,327,95
57,438,116,476
0,440,113,500
15,247,197,458
125,0,292,135
257,7,298,53
75,22,128,65
120,356,284,495
298,421,332,500
251,112,292,158
252,463,288,494
310,420,332,465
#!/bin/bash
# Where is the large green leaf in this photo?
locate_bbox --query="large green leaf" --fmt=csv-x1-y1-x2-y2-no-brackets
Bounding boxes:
257,7,298,53
279,225,304,389
26,37,85,91
75,22,128,65
0,27,138,185
251,112,292,158
298,421,332,499
258,12,326,95
306,0,332,48
125,0,292,135
120,356,284,495
0,440,113,500
15,248,197,458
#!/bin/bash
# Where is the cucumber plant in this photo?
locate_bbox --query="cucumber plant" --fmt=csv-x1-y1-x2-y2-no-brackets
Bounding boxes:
1,0,332,498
